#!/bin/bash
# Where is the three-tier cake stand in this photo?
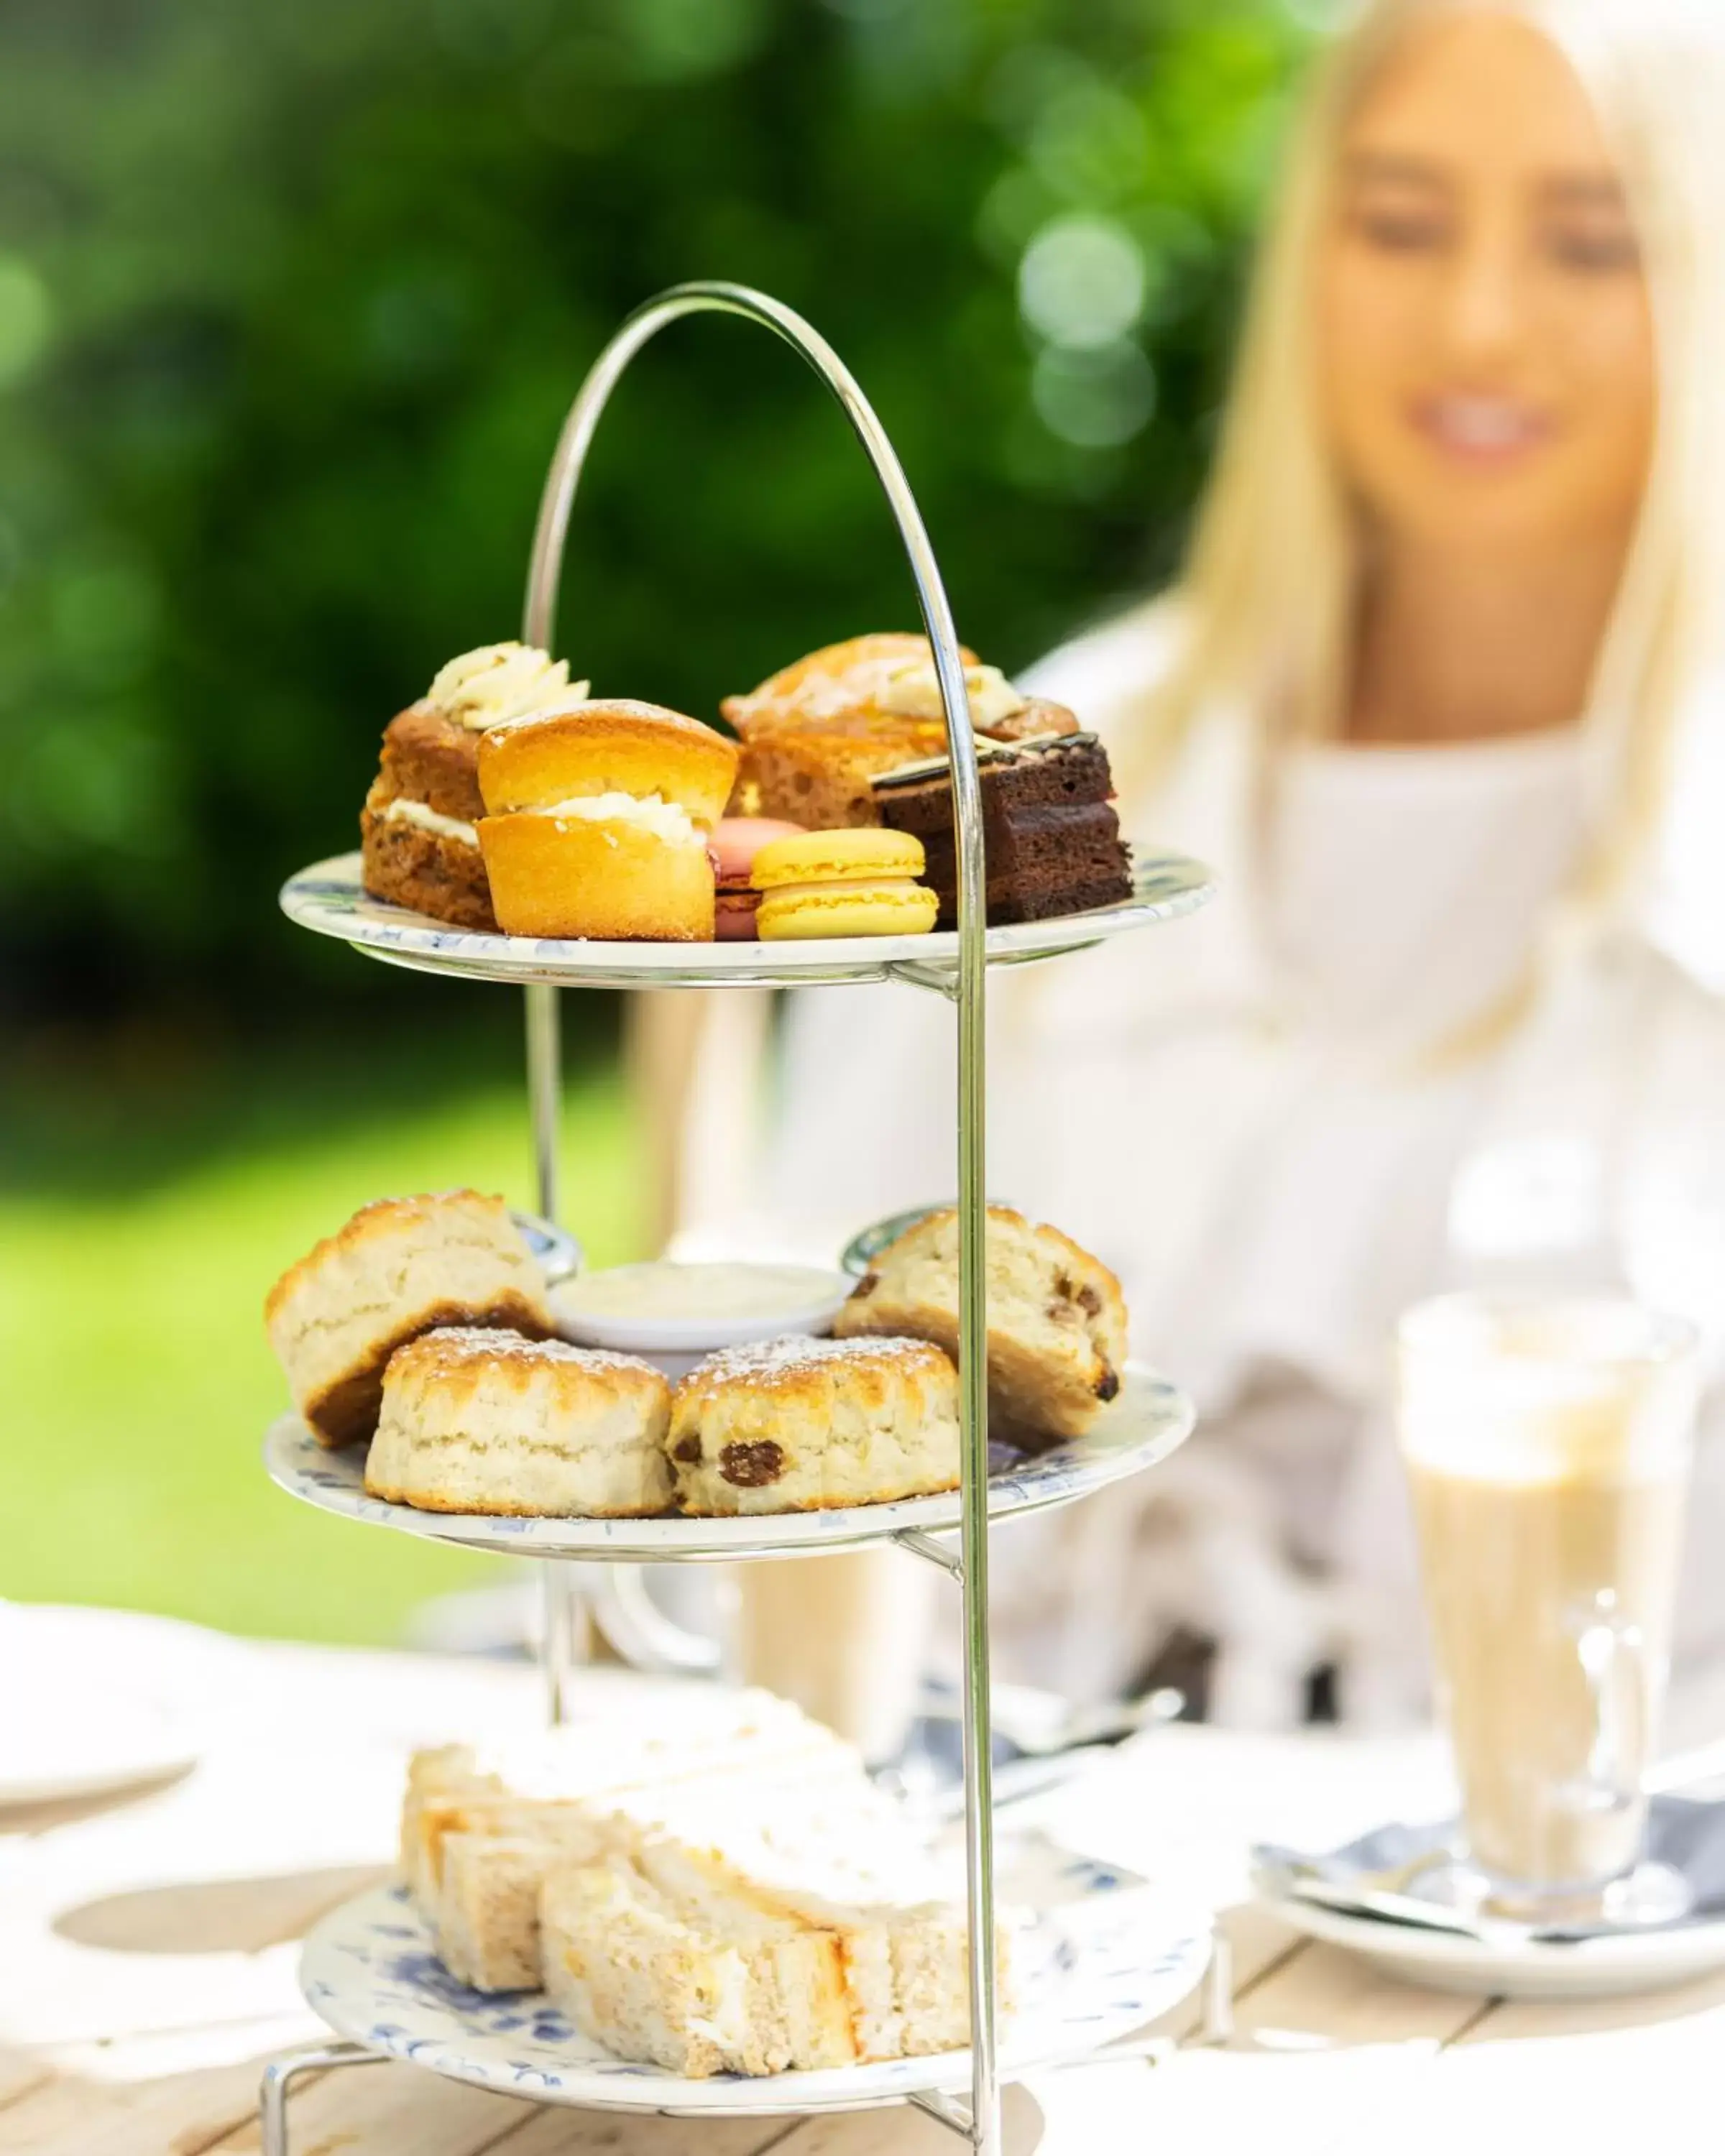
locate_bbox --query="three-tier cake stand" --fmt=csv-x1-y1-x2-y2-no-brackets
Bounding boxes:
259,282,1216,2156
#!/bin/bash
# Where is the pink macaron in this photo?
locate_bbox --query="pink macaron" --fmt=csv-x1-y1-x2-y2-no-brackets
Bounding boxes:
709,817,806,940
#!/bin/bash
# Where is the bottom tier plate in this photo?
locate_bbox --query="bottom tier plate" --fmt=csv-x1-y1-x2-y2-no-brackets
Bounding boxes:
300,1842,1210,2116
263,1361,1194,1561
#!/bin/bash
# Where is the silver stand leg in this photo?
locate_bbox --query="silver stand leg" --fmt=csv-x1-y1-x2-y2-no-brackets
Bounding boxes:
1199,1930,1236,2045
541,1561,583,1726
525,926,576,1727
259,2041,387,2156
525,982,561,1227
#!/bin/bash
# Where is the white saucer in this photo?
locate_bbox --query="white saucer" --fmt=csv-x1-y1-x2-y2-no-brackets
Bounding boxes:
1259,1885,1725,1999
0,1605,208,1810
300,1838,1211,2114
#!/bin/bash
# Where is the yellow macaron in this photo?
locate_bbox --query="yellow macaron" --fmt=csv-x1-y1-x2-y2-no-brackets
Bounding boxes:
750,828,925,890
751,827,937,940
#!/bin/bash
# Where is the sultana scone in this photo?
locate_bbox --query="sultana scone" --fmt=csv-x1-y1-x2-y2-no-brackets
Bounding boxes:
667,1336,959,1514
365,1328,673,1516
264,1190,553,1448
833,1206,1127,1442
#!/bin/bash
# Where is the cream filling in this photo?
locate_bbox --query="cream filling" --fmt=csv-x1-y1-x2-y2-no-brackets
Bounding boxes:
878,660,1027,729
382,797,480,847
530,791,702,848
426,641,589,731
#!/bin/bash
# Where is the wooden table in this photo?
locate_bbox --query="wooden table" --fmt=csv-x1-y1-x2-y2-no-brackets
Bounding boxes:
4,1613,1722,2156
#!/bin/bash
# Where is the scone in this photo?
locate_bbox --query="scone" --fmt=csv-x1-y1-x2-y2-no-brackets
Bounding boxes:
723,632,1079,829
361,642,584,930
477,699,739,941
667,1336,959,1514
264,1190,553,1447
834,1206,1128,1442
365,1328,673,1516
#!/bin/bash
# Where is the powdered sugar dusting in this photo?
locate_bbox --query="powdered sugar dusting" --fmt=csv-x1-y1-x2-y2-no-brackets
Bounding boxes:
405,1327,663,1381
684,1334,952,1390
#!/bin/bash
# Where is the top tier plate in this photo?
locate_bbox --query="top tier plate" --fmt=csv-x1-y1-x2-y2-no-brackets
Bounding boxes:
280,849,1214,990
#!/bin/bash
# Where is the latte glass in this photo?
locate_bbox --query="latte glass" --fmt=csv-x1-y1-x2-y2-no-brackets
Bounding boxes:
1397,1291,1698,1914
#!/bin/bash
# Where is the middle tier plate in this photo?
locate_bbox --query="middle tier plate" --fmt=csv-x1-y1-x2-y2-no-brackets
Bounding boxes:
280,848,1214,990
262,1361,1193,1562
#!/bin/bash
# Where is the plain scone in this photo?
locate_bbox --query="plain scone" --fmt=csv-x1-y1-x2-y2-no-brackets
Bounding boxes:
666,1335,960,1514
364,1328,673,1516
834,1205,1128,1441
264,1190,553,1447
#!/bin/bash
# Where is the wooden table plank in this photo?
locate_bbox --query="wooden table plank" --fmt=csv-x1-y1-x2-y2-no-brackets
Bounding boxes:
0,2050,283,2156
1338,1966,1725,2156
1024,1938,1485,2156
19,1620,1714,2156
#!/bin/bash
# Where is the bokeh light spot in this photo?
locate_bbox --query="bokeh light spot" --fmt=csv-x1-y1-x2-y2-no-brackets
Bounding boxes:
1018,216,1145,349
1031,340,1156,448
0,255,53,388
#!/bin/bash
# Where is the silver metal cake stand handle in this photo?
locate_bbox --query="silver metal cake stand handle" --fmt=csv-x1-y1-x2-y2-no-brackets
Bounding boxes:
262,279,1144,2156
515,280,1000,2151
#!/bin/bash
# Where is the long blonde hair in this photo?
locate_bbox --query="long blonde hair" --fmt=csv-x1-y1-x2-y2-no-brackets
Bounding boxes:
1143,0,1725,913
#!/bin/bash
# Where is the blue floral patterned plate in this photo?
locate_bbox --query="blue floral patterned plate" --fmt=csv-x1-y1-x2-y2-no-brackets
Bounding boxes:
262,1361,1194,1562
281,849,1215,992
300,1837,1210,2114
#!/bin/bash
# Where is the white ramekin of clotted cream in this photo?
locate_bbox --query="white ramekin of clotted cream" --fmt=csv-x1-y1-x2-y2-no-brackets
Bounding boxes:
550,1261,852,1380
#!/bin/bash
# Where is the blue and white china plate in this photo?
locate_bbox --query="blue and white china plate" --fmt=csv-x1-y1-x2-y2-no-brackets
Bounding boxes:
1255,1801,1725,1999
262,1362,1194,1562
300,1839,1210,2114
280,849,1215,992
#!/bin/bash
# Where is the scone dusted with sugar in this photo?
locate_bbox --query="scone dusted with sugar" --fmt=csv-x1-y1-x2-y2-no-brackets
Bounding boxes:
477,699,738,941
724,632,1079,830
366,1329,673,1517
668,1335,960,1514
264,1190,553,1447
361,642,584,929
836,1207,1128,1442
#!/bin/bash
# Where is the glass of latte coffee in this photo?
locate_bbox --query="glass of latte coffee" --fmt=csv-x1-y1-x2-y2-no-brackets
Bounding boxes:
1397,1292,1698,1916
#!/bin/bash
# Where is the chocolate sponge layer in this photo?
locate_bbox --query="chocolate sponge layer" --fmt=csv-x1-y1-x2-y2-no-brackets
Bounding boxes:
874,736,1132,927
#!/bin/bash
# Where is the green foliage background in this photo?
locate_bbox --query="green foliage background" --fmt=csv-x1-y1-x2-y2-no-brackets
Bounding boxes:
0,0,1307,1028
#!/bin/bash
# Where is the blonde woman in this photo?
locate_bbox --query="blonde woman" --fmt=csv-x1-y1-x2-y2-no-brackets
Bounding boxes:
670,0,1725,1725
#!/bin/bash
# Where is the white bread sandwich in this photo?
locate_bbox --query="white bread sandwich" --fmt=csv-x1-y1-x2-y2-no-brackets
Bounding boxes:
400,1688,868,1988
540,1826,1008,2076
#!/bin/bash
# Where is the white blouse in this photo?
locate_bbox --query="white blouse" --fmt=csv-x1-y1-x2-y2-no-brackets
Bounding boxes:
678,610,1725,1723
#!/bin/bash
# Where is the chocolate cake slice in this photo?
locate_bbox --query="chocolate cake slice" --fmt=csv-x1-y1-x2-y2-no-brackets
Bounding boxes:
871,734,1133,928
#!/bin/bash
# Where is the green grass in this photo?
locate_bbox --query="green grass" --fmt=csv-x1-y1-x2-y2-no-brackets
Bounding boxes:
0,1041,643,1644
